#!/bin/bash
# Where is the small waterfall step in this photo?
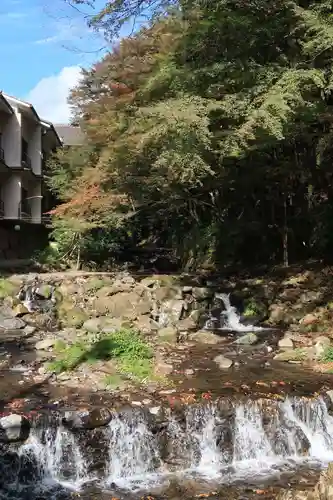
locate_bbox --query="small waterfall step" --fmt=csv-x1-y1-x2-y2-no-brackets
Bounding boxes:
2,395,333,499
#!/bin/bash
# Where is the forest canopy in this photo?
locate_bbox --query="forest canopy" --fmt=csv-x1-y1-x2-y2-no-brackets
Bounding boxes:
48,0,333,270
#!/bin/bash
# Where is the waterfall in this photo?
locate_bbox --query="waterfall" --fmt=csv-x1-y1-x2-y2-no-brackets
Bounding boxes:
209,292,265,332
7,396,333,498
105,410,161,490
18,425,89,490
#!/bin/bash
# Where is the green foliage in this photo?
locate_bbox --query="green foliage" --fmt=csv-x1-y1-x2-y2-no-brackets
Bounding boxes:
321,346,333,363
48,0,333,270
47,328,154,382
0,279,18,299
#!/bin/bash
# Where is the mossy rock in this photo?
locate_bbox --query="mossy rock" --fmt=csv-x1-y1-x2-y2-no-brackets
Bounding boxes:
52,290,63,304
84,278,109,292
0,279,20,299
37,284,53,299
61,307,89,328
273,348,312,362
242,297,268,321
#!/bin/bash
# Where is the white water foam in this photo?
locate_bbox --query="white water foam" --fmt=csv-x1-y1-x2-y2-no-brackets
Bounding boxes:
19,425,89,490
14,397,333,495
208,292,265,332
105,410,162,491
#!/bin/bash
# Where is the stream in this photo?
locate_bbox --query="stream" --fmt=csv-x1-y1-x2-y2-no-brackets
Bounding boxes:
1,280,333,499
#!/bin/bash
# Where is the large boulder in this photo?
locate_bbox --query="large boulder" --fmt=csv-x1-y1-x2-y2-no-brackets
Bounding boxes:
0,414,30,443
0,315,25,330
189,330,224,344
158,299,184,326
62,408,112,430
93,291,151,318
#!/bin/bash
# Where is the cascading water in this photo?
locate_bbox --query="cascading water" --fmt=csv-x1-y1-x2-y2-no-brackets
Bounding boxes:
205,292,265,332
18,424,89,489
105,410,161,490
4,396,333,498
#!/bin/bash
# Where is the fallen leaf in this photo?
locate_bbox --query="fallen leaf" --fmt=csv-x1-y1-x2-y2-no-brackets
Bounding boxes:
256,381,269,387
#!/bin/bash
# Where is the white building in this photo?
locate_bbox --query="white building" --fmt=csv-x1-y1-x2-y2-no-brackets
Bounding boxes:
0,92,61,224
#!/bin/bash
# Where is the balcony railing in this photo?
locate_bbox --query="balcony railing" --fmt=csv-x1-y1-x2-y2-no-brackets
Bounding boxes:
18,199,32,221
0,200,4,218
21,151,32,169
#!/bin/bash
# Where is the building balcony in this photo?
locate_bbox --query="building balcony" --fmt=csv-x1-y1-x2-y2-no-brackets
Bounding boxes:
21,151,32,170
18,199,32,221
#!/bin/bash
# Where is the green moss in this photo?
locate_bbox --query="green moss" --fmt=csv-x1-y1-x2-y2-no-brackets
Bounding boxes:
274,348,308,362
0,279,19,299
63,307,89,328
243,298,267,318
321,346,333,363
38,284,53,299
84,278,109,292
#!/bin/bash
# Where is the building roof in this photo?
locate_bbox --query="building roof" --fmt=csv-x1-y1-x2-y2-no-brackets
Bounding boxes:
2,93,41,123
54,125,84,146
0,93,13,114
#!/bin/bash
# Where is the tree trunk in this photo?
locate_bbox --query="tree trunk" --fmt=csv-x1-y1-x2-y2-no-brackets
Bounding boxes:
283,194,288,267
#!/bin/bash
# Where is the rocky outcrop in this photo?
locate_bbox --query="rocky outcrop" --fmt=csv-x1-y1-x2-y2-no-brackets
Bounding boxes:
0,414,30,443
62,408,112,430
277,463,333,499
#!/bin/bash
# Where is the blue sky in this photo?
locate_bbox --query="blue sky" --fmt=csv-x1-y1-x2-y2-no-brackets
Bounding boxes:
0,0,109,123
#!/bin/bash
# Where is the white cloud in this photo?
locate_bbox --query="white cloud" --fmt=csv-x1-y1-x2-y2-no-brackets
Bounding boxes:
25,66,83,124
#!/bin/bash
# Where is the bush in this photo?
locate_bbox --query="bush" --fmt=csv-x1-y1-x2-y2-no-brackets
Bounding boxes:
47,328,154,381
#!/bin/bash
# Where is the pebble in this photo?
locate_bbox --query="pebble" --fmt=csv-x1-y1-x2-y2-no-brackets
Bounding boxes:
184,368,195,376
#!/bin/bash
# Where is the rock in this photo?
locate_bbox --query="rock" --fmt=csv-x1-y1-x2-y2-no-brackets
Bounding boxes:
276,462,333,499
300,290,322,303
25,312,53,329
268,304,287,324
299,313,317,326
83,318,103,333
149,406,161,415
61,307,89,328
0,414,30,442
273,348,313,362
182,286,192,293
62,408,112,430
278,335,294,349
35,338,57,350
155,360,173,375
140,277,157,288
93,291,150,318
234,332,258,345
315,336,331,358
157,326,178,344
192,287,213,300
189,330,224,344
84,278,108,292
155,286,180,302
22,325,36,336
36,284,53,299
214,354,233,369
158,299,184,326
83,317,124,334
188,309,203,324
133,315,153,334
0,316,25,330
12,304,29,317
325,390,333,413
185,368,195,376
175,317,196,332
